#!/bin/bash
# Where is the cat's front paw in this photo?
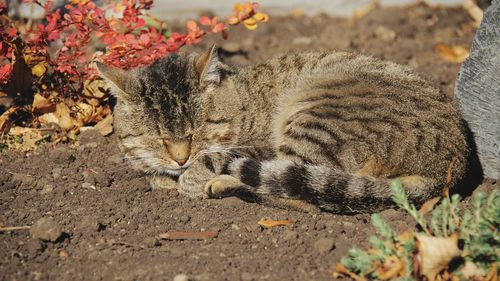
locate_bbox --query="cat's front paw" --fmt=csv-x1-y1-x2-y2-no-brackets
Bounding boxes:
204,175,247,198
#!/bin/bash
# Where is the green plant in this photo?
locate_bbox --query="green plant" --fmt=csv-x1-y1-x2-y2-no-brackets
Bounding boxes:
334,181,499,281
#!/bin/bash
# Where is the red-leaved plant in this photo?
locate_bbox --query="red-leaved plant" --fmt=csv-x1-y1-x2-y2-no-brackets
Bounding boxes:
0,0,268,147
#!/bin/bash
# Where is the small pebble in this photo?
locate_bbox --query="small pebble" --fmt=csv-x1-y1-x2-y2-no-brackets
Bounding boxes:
231,224,240,230
30,217,63,242
52,168,62,179
78,216,100,233
314,238,335,254
143,237,161,248
173,273,190,281
41,184,54,194
81,182,94,189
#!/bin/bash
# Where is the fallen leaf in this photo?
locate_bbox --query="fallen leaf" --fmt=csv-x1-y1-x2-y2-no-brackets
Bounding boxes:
8,126,44,151
83,79,109,99
93,114,113,136
397,230,415,243
434,44,470,63
419,197,441,215
38,112,60,125
415,234,461,281
0,107,17,133
461,261,486,280
443,157,458,197
484,263,497,281
333,263,367,281
59,250,69,258
54,102,75,132
375,256,406,280
32,93,55,113
158,230,218,240
257,219,293,228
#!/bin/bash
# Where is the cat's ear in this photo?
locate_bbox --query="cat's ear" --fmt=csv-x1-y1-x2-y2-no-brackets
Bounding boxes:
95,62,129,97
195,45,221,86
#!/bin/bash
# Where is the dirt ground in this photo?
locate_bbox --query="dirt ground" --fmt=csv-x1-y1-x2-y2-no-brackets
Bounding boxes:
1,4,497,281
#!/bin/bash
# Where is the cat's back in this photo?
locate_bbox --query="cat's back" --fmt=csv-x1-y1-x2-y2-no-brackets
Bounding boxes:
233,51,469,188
236,51,436,97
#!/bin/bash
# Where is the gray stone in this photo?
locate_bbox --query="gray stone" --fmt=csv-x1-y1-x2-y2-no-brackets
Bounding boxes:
455,0,500,179
314,238,335,254
30,217,63,242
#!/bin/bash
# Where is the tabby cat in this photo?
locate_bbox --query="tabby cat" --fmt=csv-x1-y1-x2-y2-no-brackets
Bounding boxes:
97,46,471,213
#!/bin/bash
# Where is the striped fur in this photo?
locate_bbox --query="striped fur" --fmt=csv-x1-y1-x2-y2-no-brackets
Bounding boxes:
98,48,473,213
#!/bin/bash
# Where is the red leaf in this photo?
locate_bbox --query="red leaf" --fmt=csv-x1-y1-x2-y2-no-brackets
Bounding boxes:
6,27,17,37
186,20,198,32
0,64,12,83
139,33,150,46
199,16,211,26
212,23,226,33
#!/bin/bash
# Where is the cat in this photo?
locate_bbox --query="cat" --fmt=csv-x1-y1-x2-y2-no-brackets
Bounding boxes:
97,46,472,213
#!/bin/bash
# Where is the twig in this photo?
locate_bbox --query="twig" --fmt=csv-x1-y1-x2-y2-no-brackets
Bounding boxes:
0,225,31,232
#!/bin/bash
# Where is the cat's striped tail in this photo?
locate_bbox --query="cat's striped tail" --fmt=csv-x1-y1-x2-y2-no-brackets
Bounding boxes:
225,158,440,213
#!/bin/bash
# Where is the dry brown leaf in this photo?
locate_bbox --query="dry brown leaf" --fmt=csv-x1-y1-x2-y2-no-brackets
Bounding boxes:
350,0,380,26
485,264,498,281
93,114,113,136
38,112,59,125
0,107,17,133
59,250,69,258
461,261,487,280
257,219,293,228
158,230,218,240
434,44,470,63
443,157,458,197
415,234,461,281
32,93,55,113
83,79,108,99
376,256,406,280
8,126,44,151
463,0,483,28
397,230,415,243
419,197,441,215
54,102,75,132
333,263,367,281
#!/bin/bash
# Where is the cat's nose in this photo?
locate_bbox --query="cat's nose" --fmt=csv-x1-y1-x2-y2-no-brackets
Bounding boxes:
176,158,188,166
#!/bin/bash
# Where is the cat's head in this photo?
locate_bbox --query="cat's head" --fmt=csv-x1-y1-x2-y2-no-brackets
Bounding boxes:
96,46,224,176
